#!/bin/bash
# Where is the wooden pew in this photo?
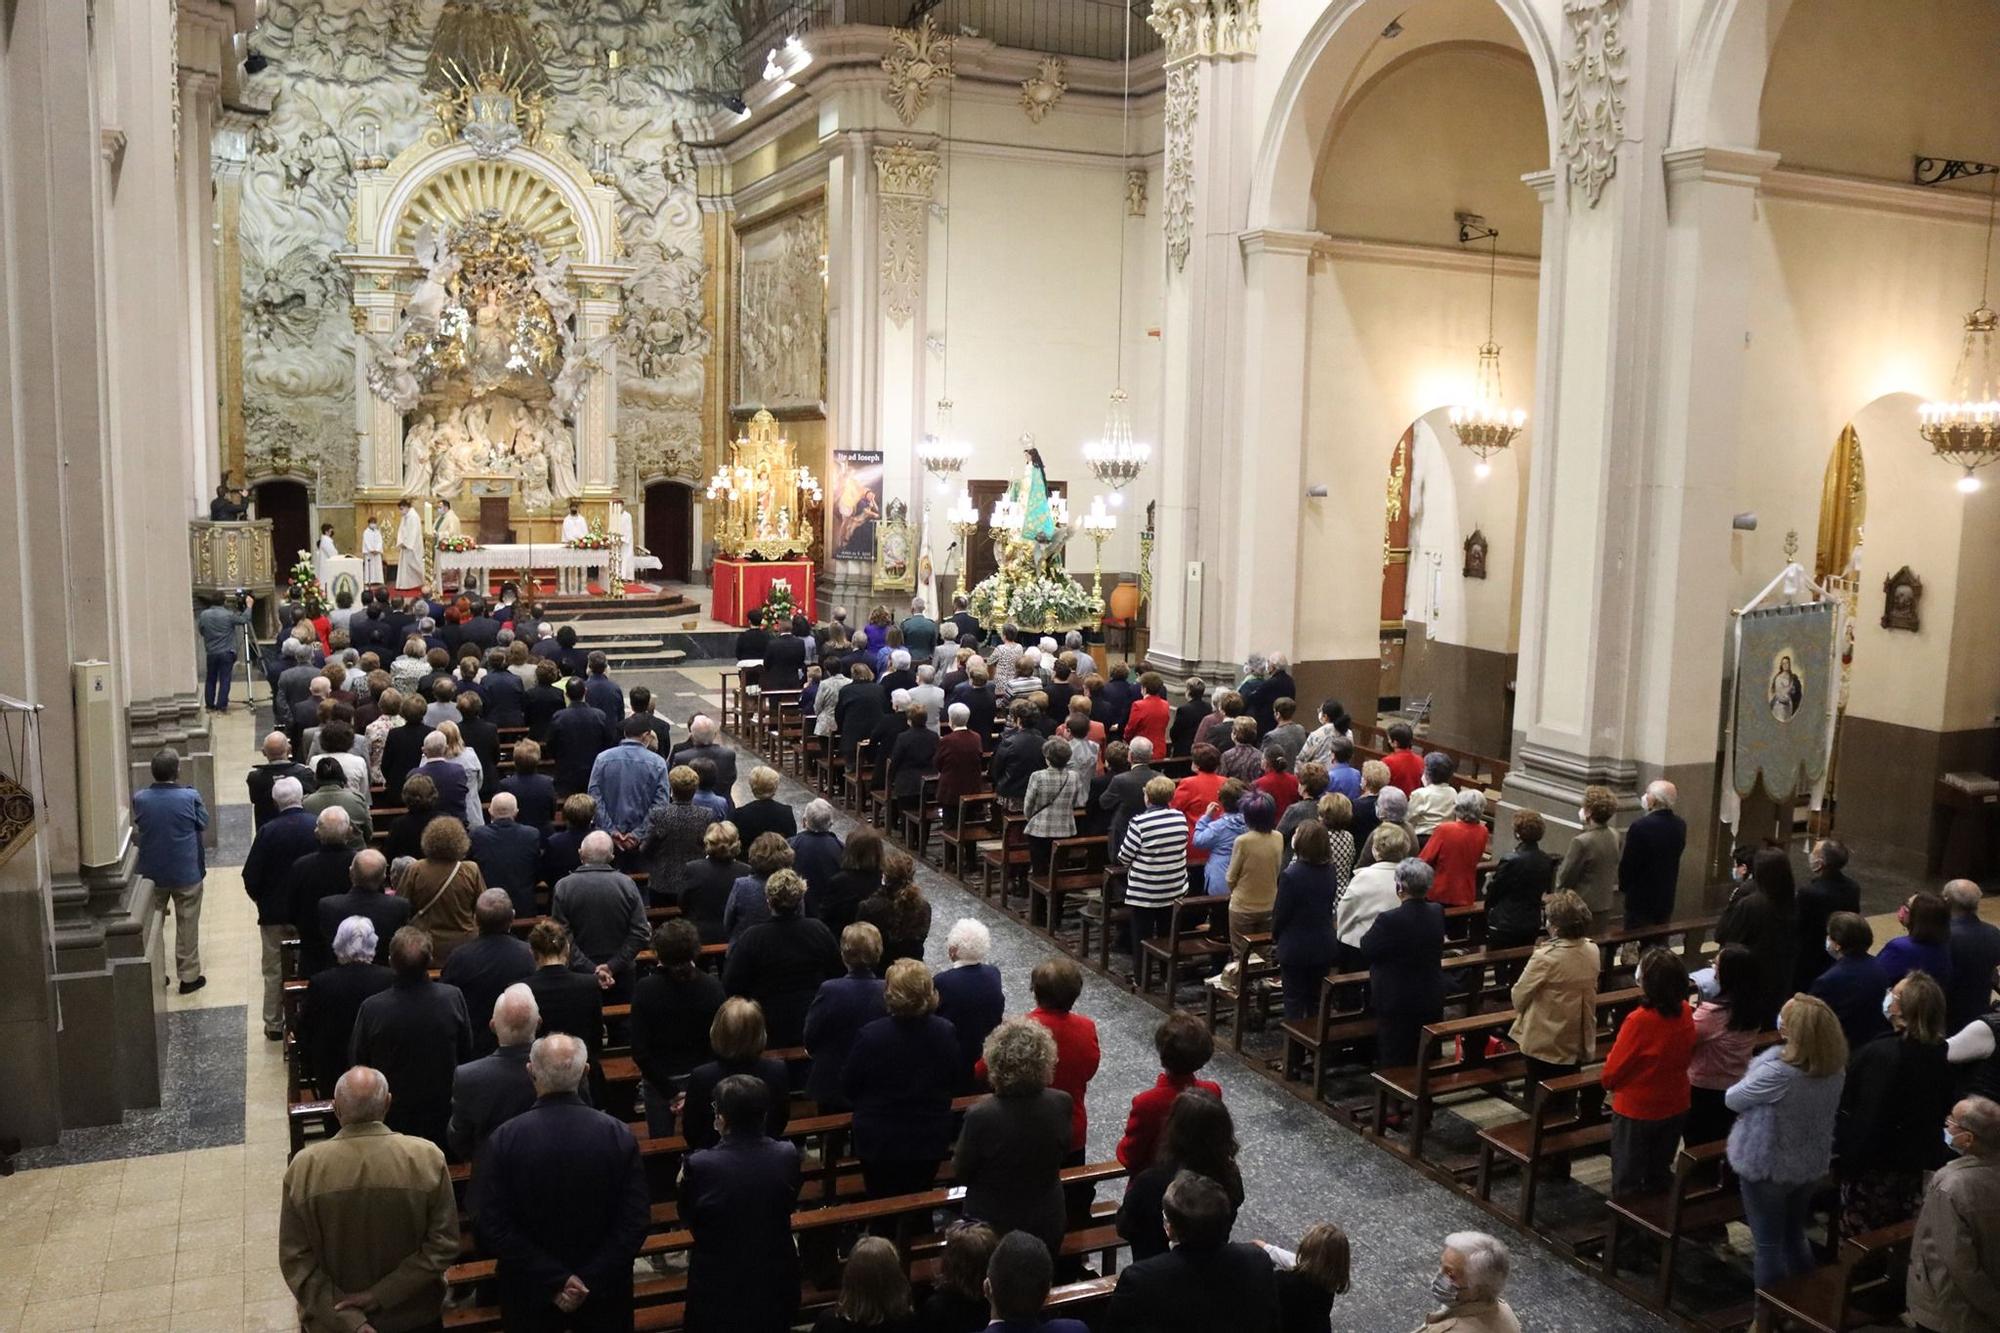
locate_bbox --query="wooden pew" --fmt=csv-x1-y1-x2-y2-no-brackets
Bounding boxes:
1753,1218,1915,1332
1025,833,1107,933
1601,1139,1744,1310
1135,894,1232,1002
1474,1067,1612,1226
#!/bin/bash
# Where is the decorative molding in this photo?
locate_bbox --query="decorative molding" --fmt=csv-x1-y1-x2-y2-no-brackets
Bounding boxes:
1147,0,1259,67
168,0,182,176
1126,167,1149,217
874,141,939,328
1661,144,1781,191
1161,63,1197,270
881,16,955,125
1020,55,1068,124
1761,164,2000,224
99,127,128,171
1558,0,1627,208
1310,234,1541,277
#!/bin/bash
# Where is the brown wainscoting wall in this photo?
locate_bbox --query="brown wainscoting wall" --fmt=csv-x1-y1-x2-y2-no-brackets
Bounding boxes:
1400,621,1516,760
1290,658,1381,733
1832,716,2000,876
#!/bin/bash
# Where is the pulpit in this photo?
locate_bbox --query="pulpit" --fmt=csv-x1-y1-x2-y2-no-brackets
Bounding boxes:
189,520,276,596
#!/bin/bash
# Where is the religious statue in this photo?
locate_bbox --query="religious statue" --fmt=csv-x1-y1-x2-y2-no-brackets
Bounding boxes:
405,224,462,332
469,297,513,393
400,413,440,496
1011,439,1057,541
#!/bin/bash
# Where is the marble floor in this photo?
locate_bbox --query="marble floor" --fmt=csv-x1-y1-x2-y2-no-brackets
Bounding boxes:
0,666,1672,1332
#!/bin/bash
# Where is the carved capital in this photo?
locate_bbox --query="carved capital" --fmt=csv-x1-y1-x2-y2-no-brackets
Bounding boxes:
1147,0,1259,67
873,140,940,200
1125,167,1149,217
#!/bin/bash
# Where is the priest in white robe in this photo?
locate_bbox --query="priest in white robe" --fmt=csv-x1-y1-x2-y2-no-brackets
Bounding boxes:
394,498,426,591
314,524,338,586
435,499,463,542
611,501,637,582
559,501,589,544
361,517,385,585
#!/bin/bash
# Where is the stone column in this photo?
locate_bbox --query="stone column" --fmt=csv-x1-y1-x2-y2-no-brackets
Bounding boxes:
873,137,939,605
179,70,222,517
821,131,883,616
578,288,622,494
1142,0,1259,680
348,256,410,497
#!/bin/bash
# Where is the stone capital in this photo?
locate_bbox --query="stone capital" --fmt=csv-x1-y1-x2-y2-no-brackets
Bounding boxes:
873,140,940,200
1147,0,1260,67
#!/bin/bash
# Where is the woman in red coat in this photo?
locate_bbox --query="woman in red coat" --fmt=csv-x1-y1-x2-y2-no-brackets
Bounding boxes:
1601,948,1697,1196
1123,672,1172,757
1418,788,1491,907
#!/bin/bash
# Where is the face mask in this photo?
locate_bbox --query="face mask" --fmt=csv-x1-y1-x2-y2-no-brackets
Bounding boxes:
1776,1011,1787,1035
1882,993,1896,1020
1430,1271,1462,1306
1825,939,1839,960
1945,1127,1962,1154
1577,807,1589,825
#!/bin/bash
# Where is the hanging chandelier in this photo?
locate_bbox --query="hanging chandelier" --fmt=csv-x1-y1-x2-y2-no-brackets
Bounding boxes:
1449,217,1526,477
1084,0,1150,501
1919,175,2000,493
919,398,972,482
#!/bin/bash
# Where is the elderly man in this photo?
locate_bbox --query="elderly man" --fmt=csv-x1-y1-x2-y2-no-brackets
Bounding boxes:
1907,1097,2000,1333
449,983,543,1161
1411,1231,1520,1332
1945,881,2000,1033
289,807,359,976
588,716,670,859
1618,779,1686,932
247,730,316,830
244,775,318,1039
899,597,939,664
547,678,619,797
669,715,739,805
413,730,471,828
274,640,323,744
441,890,538,1054
317,850,410,966
470,1034,650,1330
583,651,624,731
1100,737,1161,854
553,831,649,1004
131,750,209,995
280,1066,459,1333
1794,837,1863,993
470,791,543,917
350,927,474,1152
908,663,947,731
1104,1171,1276,1332
302,756,373,848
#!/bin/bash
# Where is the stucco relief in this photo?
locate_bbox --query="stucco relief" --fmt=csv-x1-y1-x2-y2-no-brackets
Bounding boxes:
1020,56,1067,124
1161,63,1197,271
875,141,939,328
881,16,954,125
1559,0,1628,208
735,200,827,412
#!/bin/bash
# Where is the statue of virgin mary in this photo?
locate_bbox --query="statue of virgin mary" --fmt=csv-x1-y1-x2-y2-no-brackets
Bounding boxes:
1010,438,1056,543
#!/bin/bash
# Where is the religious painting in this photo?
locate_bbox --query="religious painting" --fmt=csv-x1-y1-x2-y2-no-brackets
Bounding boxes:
735,197,827,414
830,450,884,562
874,498,915,592
1462,528,1489,580
1880,565,1922,632
1731,601,1840,802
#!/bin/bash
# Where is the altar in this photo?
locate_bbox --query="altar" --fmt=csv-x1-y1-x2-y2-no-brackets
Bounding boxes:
713,558,815,627
705,410,822,626
436,542,661,598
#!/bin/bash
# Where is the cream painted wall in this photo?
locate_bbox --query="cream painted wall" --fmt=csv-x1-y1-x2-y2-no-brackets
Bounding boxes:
1405,412,1525,652
1299,255,1538,665
1728,194,2000,734
1759,0,2000,190
1312,43,1547,252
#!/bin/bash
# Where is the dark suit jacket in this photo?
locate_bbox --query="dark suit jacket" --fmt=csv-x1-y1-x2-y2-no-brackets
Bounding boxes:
843,1014,963,1162
1100,765,1159,853
833,690,887,763
1105,1241,1278,1333
681,1055,790,1150
935,728,986,812
630,969,726,1092
526,964,607,1077
802,971,888,1106
957,684,998,741
297,962,392,1093
1358,899,1446,1017
669,742,740,802
349,977,474,1147
732,798,798,850
759,634,807,693
1795,870,1862,992
1948,914,2000,1031
888,724,940,799
723,913,843,1048
547,704,617,795
470,819,543,917
460,616,501,652
989,728,1043,803
477,669,526,727
316,889,410,965
678,1134,804,1333
1811,953,1892,1050
246,759,315,829
1246,671,1293,736
1618,808,1687,923
288,847,357,975
523,685,564,741
243,807,320,923
955,1089,1073,1250
540,827,586,888
497,773,557,835
585,675,625,731
379,722,433,803
459,717,502,797
1170,698,1208,757
448,1041,538,1162
790,830,844,905
439,932,537,1054
471,1095,650,1316
934,963,1005,1078
1271,861,1339,971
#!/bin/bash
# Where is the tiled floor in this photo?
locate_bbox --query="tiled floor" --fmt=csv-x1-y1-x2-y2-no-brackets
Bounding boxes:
0,668,1675,1331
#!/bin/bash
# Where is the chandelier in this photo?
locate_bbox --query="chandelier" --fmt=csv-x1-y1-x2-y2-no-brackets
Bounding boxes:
1085,389,1150,493
1920,176,2000,492
919,398,972,482
1450,217,1526,477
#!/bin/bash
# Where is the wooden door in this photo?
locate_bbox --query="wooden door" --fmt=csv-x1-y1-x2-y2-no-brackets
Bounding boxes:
254,480,310,577
644,481,692,583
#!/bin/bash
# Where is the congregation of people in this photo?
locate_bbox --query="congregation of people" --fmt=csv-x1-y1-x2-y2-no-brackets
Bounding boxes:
128,593,2000,1333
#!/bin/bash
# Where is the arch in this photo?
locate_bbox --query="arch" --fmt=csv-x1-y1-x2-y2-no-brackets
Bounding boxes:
376,142,610,263
1248,0,1561,233
1669,0,1797,148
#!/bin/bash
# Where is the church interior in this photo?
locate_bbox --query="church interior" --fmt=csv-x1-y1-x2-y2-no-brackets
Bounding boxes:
3,0,2000,1328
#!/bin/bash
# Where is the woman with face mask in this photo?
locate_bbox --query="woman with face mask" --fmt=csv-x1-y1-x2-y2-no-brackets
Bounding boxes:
1832,971,1956,1237
1411,1232,1519,1332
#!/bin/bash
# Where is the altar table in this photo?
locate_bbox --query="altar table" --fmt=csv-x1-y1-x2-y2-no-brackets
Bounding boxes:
712,557,815,627
437,543,661,597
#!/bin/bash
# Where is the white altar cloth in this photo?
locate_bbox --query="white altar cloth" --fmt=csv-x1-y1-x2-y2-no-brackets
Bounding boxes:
436,543,660,596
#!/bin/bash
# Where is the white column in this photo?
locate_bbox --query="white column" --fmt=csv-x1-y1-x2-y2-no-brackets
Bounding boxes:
347,259,406,495
578,291,621,493
179,70,221,515
873,138,939,572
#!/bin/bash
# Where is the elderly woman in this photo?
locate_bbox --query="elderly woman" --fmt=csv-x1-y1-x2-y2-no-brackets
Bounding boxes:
428,719,483,828
641,765,718,907
1417,1232,1519,1333
1366,787,1412,865
390,636,430,696
844,959,965,1201
385,773,441,863
1360,859,1449,1073
1337,823,1416,971
1022,735,1083,887
790,797,845,903
1225,791,1283,941
1483,810,1555,953
1351,759,1392,850
723,868,843,1048
1315,793,1357,891
1602,948,1696,1197
1420,788,1490,908
815,827,883,933
1557,784,1621,925
725,832,798,943
681,996,790,1151
678,821,747,945
1834,970,1955,1236
859,850,933,970
1192,778,1250,894
1406,752,1460,842
1509,890,1600,1097
1278,763,1329,866
1727,994,1849,1288
400,815,486,961
296,915,391,1095
954,1019,1074,1251
1273,821,1342,1024
803,923,889,1111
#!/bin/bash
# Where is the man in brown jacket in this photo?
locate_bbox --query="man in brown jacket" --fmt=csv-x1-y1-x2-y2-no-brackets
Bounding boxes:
1908,1096,2000,1333
280,1065,460,1332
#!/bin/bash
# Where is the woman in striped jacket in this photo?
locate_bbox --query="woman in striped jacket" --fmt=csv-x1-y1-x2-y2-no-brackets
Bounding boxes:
1119,776,1189,946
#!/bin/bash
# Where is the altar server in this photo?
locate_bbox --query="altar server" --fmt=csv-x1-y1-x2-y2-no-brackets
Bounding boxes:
395,498,427,591
436,499,463,543
361,517,385,585
561,500,589,544
315,524,338,586
611,501,637,583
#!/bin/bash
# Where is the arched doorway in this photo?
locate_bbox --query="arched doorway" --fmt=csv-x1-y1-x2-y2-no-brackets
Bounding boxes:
253,479,311,576
643,481,693,584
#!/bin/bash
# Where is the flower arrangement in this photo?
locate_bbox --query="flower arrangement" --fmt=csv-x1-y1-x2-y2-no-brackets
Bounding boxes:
757,580,797,627
968,569,1099,632
288,551,330,616
563,523,615,551
436,534,478,553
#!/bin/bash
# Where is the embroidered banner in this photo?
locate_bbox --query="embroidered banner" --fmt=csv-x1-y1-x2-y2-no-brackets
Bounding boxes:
1731,601,1840,800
